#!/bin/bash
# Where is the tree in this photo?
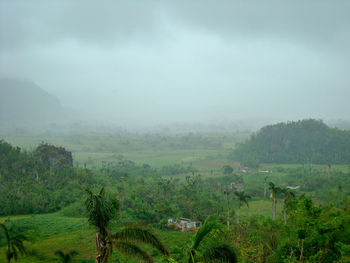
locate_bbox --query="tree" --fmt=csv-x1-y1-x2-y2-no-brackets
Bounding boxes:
263,176,268,198
280,187,295,224
234,191,251,224
223,165,233,174
55,250,78,263
185,216,237,263
84,187,169,263
0,223,27,263
268,182,281,220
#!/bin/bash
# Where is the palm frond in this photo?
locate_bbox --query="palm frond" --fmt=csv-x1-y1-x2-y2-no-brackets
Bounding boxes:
12,248,18,261
84,187,119,234
115,241,154,263
192,217,222,251
69,250,79,257
55,249,78,263
99,187,106,196
55,250,65,262
12,240,26,255
201,243,237,263
0,223,10,241
114,227,169,256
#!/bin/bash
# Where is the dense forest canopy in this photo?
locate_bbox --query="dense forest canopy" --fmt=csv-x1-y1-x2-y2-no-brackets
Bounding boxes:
229,119,350,166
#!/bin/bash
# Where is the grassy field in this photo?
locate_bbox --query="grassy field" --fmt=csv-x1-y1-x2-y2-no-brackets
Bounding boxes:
0,213,191,262
0,199,281,263
1,133,233,168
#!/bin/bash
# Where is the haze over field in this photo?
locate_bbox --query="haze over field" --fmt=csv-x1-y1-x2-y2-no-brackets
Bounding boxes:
1,0,350,127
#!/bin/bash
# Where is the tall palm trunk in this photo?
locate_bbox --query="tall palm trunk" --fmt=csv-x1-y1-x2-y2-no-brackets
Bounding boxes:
283,201,287,224
95,233,107,263
225,192,230,229
299,239,304,262
236,206,240,224
7,241,11,263
227,209,230,229
272,198,276,220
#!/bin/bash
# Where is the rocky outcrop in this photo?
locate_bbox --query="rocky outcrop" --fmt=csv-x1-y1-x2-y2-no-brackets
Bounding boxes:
34,144,73,169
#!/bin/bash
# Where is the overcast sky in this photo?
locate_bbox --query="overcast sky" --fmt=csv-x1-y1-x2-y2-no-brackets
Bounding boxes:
1,0,349,126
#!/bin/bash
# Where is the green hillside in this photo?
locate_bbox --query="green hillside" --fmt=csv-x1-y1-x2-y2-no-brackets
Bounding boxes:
229,119,350,166
0,140,94,215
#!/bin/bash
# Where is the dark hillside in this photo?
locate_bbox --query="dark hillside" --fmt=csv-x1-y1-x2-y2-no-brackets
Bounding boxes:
0,78,64,123
229,119,350,165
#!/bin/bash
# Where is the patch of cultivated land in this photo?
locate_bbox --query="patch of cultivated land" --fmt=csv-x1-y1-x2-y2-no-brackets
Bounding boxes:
0,213,193,262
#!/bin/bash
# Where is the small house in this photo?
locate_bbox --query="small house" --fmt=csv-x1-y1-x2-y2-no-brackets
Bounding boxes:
168,217,202,232
286,186,300,190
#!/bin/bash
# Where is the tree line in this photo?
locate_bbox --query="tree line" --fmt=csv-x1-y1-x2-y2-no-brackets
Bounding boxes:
229,119,350,166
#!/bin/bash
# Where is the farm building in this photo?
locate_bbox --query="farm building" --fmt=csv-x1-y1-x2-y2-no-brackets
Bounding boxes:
168,217,202,232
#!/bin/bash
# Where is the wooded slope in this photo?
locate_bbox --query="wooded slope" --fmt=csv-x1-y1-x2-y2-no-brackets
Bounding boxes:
230,119,350,165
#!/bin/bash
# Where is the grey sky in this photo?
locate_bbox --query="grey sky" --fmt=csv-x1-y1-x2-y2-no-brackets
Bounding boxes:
1,0,349,125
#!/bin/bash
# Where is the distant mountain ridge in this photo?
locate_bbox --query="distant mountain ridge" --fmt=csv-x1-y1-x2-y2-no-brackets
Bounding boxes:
229,119,350,166
0,78,64,124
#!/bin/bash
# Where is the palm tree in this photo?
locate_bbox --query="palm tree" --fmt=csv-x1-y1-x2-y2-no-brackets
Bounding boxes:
55,250,78,263
185,216,237,263
223,188,231,229
234,191,251,224
84,187,169,263
0,223,27,263
280,187,295,224
264,176,269,198
268,182,281,220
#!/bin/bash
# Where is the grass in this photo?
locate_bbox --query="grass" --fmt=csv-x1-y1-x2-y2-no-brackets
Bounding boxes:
0,213,94,262
239,199,283,218
0,199,281,262
1,133,229,169
0,212,193,263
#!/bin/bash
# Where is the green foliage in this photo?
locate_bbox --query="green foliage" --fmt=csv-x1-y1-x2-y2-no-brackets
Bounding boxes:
0,140,95,216
0,223,27,262
201,243,237,263
185,216,237,263
230,119,350,165
160,164,198,176
234,191,251,209
113,227,169,260
223,165,233,174
55,250,78,263
84,187,119,235
84,187,168,263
